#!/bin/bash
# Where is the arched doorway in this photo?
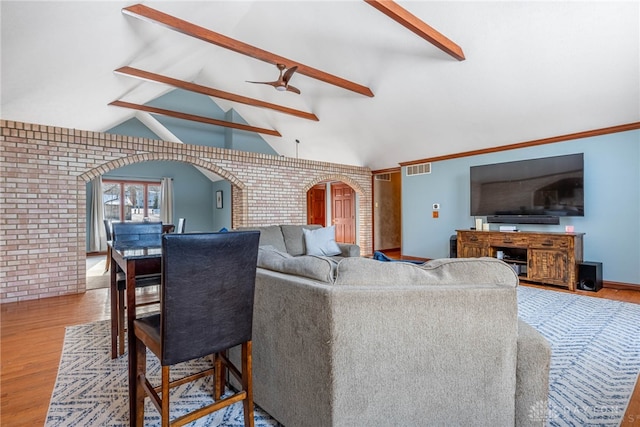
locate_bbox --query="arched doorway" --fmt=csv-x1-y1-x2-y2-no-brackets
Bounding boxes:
80,154,248,292
306,181,356,244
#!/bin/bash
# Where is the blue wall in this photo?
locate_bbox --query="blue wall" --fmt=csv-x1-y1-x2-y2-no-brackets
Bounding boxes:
212,180,232,231
107,118,160,140
86,161,218,250
402,130,640,285
147,89,278,155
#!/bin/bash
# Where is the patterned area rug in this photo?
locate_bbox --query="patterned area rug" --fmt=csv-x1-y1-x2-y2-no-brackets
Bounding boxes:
47,287,640,426
45,321,281,426
518,286,640,426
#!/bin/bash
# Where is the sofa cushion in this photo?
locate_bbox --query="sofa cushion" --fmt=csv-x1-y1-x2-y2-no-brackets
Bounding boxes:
280,224,321,256
257,246,337,283
334,257,518,287
303,226,341,256
239,225,287,253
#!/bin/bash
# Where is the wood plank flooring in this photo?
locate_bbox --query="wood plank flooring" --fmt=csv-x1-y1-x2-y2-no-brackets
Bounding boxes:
1,261,639,426
1,289,111,426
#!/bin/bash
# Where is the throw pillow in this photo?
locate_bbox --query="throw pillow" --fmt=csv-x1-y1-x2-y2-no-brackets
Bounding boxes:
303,226,341,256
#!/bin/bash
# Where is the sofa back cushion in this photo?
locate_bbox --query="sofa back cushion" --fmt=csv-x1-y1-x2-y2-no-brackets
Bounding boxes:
280,224,321,256
334,257,518,287
257,246,337,283
238,225,287,253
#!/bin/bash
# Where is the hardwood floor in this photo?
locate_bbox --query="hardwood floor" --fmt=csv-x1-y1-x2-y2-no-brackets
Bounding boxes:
1,268,639,426
1,289,111,426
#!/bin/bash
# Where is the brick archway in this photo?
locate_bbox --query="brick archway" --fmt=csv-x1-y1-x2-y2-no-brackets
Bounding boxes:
79,153,249,228
303,174,368,244
302,174,366,196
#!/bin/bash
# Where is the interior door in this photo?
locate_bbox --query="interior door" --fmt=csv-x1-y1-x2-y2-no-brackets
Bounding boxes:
331,183,355,244
307,184,326,226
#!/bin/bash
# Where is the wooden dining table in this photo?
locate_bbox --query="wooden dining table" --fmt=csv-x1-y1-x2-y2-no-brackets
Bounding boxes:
109,239,162,425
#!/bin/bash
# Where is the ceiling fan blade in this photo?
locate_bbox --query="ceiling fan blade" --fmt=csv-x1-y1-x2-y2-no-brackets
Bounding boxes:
248,64,300,94
283,66,298,85
247,64,301,94
286,85,301,95
247,80,280,88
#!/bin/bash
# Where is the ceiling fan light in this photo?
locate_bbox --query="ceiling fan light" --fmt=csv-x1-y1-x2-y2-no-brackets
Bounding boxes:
275,85,287,92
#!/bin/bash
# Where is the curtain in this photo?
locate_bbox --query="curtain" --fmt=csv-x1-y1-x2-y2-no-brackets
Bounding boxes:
160,177,174,225
89,176,106,252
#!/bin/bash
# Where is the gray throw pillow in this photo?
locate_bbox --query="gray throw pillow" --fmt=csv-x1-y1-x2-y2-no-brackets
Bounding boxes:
303,226,341,256
281,224,320,256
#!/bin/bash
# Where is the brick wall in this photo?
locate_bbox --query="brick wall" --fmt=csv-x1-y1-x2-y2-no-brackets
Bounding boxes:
0,120,372,303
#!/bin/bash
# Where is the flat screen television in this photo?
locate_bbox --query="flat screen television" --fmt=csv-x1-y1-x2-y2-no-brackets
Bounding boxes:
470,153,584,224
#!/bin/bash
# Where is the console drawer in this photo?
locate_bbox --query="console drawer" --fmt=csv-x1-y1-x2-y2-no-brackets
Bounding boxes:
458,232,490,245
528,235,572,249
489,234,528,247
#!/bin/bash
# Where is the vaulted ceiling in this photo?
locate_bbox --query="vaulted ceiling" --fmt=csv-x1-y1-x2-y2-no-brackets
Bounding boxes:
1,1,638,170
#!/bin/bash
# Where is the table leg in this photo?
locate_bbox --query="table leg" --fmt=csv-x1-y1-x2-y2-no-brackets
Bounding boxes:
110,254,118,359
118,288,126,356
126,258,137,427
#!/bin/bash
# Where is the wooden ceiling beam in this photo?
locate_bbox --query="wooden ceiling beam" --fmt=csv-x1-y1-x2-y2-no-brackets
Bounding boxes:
122,4,374,97
364,0,465,61
114,66,319,122
109,100,282,137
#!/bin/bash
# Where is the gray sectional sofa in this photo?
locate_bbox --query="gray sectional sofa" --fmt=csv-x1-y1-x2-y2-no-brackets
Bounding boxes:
233,225,550,426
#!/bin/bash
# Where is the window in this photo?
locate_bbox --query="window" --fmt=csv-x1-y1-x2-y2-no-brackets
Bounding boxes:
103,180,161,222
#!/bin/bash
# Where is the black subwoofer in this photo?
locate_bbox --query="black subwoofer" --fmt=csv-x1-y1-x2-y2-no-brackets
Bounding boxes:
450,235,457,258
577,261,603,292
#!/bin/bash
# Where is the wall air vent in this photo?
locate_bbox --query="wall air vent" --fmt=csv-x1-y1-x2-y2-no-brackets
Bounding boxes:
375,173,391,181
406,162,431,176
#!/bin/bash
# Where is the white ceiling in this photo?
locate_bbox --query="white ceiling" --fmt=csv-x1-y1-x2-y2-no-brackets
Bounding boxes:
2,1,638,170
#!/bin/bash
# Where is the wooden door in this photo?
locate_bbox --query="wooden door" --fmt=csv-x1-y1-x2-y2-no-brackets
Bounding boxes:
331,183,355,244
307,184,326,226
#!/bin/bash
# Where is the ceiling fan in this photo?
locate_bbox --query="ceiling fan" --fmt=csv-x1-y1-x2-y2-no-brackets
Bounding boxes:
247,64,301,94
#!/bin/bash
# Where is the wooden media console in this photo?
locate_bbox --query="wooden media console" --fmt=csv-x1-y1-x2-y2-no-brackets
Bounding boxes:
456,230,584,291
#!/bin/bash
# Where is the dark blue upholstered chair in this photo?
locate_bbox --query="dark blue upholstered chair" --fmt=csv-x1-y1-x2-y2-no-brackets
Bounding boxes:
132,231,260,426
110,222,163,358
103,219,113,272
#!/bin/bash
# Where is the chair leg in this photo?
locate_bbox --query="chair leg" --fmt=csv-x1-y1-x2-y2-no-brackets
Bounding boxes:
135,337,147,427
214,353,223,400
241,341,255,427
161,366,170,427
105,247,111,272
